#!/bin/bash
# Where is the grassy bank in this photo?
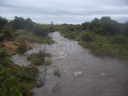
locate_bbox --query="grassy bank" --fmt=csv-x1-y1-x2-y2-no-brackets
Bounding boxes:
60,30,128,60
0,29,53,96
57,17,128,60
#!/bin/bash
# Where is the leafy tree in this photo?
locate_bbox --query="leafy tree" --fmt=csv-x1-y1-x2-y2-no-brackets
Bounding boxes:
51,21,53,25
25,18,33,29
34,25,48,37
2,26,14,38
122,22,128,37
0,17,8,32
11,16,26,29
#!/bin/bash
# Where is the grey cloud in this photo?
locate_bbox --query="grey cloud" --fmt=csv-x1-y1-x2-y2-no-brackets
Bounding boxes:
0,0,128,24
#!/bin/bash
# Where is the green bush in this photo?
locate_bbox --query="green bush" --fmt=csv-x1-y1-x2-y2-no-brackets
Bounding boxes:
0,48,7,57
17,42,27,54
0,33,4,41
2,26,14,38
0,67,22,96
53,67,61,78
44,58,51,66
27,51,45,66
81,32,94,42
112,35,127,44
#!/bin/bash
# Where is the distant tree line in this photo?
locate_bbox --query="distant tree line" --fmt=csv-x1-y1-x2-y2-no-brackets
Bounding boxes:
60,16,128,37
82,17,128,37
0,16,56,41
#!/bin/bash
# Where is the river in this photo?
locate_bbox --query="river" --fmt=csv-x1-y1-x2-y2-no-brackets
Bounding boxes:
12,31,128,96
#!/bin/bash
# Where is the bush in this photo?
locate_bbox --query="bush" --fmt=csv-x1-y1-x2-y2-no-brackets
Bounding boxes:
0,67,22,96
34,25,49,37
0,33,4,41
81,32,94,42
44,58,51,66
112,35,127,44
2,26,14,38
53,67,61,78
27,51,45,66
17,42,27,54
0,48,7,57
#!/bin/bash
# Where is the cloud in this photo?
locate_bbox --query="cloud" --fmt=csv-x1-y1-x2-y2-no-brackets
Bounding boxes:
0,0,128,24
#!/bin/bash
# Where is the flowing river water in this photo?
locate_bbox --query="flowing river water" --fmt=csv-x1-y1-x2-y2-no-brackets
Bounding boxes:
12,31,128,96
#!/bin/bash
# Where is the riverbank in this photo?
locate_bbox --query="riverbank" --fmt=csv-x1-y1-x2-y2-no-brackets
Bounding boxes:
0,29,52,96
59,30,128,60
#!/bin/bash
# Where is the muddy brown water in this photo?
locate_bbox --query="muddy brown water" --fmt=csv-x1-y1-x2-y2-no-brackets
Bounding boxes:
12,31,128,96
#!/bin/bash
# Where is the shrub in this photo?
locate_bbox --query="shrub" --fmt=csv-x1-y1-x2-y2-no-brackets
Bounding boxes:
27,51,45,66
112,35,127,44
0,67,22,96
17,42,27,54
0,33,4,41
44,58,51,66
53,67,61,78
81,32,94,42
0,48,7,57
2,26,14,38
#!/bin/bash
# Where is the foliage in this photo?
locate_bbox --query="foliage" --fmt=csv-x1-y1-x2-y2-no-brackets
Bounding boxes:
111,35,127,44
53,67,61,78
0,66,22,96
81,32,94,42
82,16,120,35
9,16,33,30
17,41,27,54
2,26,14,38
122,22,128,37
28,51,52,66
0,54,39,96
0,48,7,57
27,51,45,66
58,16,128,60
0,17,8,32
33,25,49,37
0,16,55,96
44,58,52,66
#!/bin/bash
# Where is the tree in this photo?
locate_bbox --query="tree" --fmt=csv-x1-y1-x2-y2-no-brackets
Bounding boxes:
82,22,88,30
51,21,53,25
122,22,128,37
2,26,14,38
12,16,25,29
34,25,48,37
25,18,33,29
0,17,8,32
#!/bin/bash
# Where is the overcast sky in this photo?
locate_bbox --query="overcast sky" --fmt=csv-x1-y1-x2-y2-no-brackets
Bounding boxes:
0,0,128,24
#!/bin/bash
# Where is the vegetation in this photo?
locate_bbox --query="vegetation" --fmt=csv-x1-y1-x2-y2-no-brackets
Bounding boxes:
53,67,61,78
0,16,55,96
0,47,39,96
0,15,128,95
58,16,128,60
27,50,51,66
